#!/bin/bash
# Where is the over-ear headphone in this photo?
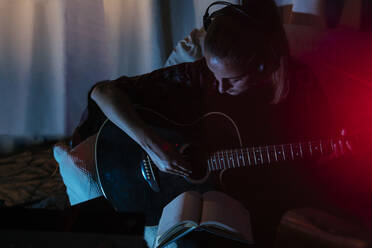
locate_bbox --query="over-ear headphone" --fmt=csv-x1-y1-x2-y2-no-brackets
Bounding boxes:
203,1,281,75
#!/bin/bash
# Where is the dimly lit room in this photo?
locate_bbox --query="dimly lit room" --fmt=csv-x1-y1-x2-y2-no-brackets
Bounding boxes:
1,0,372,247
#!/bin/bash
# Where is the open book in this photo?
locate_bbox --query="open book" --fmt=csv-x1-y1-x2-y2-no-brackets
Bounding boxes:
153,191,254,248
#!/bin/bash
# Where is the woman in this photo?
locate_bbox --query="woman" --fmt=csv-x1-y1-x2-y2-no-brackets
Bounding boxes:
69,1,347,247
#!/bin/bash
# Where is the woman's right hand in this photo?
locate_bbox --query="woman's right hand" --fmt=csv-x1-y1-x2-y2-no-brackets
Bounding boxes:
144,138,192,178
91,82,192,177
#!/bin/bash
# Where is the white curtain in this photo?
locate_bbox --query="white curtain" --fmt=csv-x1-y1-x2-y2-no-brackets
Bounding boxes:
0,0,65,137
0,0,238,139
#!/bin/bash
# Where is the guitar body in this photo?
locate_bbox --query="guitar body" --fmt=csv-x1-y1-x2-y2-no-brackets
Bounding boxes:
95,110,241,225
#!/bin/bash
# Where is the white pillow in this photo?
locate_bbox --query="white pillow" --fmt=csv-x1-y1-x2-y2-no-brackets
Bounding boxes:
53,134,103,205
164,28,206,67
53,135,170,247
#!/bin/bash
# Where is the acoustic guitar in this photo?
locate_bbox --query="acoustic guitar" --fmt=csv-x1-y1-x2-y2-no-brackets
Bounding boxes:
95,108,349,225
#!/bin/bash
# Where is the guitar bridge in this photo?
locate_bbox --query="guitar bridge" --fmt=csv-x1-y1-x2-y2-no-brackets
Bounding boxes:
141,154,160,192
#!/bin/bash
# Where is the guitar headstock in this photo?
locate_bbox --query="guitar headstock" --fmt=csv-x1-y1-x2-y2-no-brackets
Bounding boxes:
332,128,371,157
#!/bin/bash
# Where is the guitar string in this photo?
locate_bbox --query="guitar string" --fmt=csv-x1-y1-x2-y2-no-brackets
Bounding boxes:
134,106,244,173
133,106,348,172
210,139,339,171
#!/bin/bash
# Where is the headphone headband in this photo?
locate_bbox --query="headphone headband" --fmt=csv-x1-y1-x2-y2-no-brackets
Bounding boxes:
203,1,256,30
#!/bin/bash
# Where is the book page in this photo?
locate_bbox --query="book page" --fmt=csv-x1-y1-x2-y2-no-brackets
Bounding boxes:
200,191,253,242
157,191,203,238
155,224,196,248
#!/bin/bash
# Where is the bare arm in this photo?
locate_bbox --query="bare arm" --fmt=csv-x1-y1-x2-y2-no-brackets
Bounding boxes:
91,82,191,177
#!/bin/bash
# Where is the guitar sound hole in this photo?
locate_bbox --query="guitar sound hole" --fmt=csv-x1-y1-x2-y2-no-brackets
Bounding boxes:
181,144,208,181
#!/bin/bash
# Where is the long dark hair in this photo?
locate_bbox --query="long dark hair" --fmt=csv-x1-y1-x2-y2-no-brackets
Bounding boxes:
204,0,290,104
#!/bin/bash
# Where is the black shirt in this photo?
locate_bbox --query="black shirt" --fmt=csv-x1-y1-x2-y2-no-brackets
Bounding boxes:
74,57,334,147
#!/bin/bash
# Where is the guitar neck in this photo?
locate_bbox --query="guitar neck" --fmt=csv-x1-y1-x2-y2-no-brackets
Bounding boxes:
207,139,342,171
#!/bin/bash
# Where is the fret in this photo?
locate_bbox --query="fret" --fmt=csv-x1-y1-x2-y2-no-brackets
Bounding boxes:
259,147,264,164
229,151,233,168
254,147,263,165
207,159,212,171
281,144,286,160
230,150,236,168
214,152,219,169
212,153,218,170
224,150,231,169
246,148,252,166
329,139,335,154
309,141,313,156
313,142,318,155
227,150,233,169
224,151,228,168
266,146,270,164
230,150,235,168
292,143,301,159
299,142,303,158
290,143,294,160
273,145,278,162
240,148,246,167
234,150,239,167
217,151,224,169
338,139,344,154
213,152,218,169
319,140,323,155
211,154,215,170
330,139,335,152
267,145,277,164
284,144,293,160
235,150,241,167
275,145,284,161
252,147,257,165
311,141,322,157
253,147,262,165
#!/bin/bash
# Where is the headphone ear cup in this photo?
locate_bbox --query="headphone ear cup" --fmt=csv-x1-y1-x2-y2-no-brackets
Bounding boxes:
258,63,264,72
203,9,221,31
256,44,281,76
203,16,212,31
257,63,270,79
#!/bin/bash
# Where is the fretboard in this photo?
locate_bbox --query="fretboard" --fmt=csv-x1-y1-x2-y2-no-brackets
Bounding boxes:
207,139,341,171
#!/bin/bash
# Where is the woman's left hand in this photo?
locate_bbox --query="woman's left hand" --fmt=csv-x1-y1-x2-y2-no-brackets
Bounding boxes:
316,128,353,165
330,128,353,158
